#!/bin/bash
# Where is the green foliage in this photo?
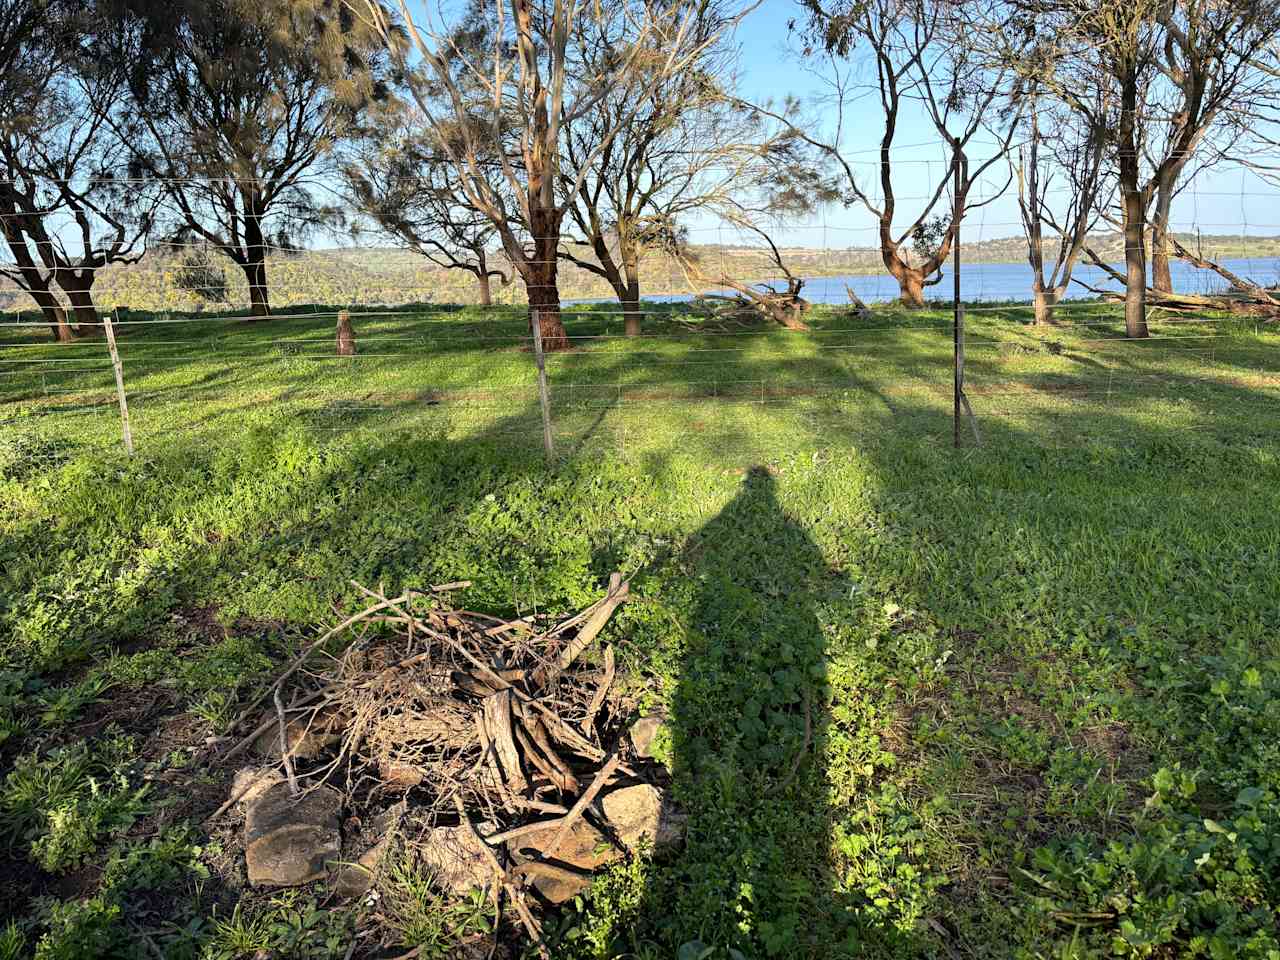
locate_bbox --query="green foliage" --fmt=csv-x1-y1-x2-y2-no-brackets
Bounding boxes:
32,897,128,960
376,849,491,954
1,736,149,872
202,893,354,960
35,674,114,729
547,850,656,959
0,303,1278,958
0,922,26,960
173,252,231,305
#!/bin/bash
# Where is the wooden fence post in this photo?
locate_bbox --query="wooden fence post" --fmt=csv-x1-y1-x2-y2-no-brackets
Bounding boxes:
104,309,134,456
531,309,555,462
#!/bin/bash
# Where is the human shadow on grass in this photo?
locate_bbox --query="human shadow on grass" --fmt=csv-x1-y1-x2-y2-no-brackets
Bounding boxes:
630,466,930,957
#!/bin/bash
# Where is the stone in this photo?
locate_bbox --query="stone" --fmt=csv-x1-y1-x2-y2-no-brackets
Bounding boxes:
377,759,425,789
244,781,342,887
628,715,669,760
252,706,347,761
601,784,684,849
333,836,391,899
230,767,284,811
420,824,494,895
513,784,685,903
332,802,406,899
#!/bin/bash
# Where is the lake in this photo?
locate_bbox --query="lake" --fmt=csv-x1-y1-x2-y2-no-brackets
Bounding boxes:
619,257,1280,306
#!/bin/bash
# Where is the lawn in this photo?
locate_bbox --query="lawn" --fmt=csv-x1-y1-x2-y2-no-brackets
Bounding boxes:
1,301,1279,959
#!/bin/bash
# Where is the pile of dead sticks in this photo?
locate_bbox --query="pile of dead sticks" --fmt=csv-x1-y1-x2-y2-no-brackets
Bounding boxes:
215,574,644,952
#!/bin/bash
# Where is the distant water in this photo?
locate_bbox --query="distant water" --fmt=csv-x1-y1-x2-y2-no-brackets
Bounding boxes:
580,257,1280,306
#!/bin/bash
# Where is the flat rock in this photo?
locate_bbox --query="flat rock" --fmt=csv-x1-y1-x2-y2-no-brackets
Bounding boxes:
333,802,407,899
514,784,684,903
244,781,342,887
333,835,391,899
628,715,669,760
602,784,684,849
230,767,284,811
421,823,494,895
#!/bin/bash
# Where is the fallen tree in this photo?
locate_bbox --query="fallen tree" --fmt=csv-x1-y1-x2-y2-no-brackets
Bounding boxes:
670,222,812,330
1081,242,1280,317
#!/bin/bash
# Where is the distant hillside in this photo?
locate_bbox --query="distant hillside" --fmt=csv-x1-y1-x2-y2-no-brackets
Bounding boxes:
3,231,1278,313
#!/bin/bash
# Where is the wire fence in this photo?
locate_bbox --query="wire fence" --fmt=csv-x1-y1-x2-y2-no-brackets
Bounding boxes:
3,185,1280,477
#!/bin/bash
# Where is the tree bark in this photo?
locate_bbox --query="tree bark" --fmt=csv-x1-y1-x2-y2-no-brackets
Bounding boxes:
477,271,493,307
527,259,568,350
524,209,569,350
1150,179,1175,295
0,202,73,341
1117,68,1149,339
13,282,70,342
31,290,74,342
1121,187,1149,338
1033,286,1059,326
59,278,102,336
889,260,927,308
336,309,355,356
621,260,641,337
243,215,271,319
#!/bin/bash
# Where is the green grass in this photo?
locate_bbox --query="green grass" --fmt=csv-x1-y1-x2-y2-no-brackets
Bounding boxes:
1,301,1279,958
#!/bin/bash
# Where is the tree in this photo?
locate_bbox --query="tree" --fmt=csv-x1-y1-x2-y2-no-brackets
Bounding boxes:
1,0,151,341
557,3,760,336
1013,89,1110,324
345,117,512,306
351,0,747,350
174,247,232,304
112,0,394,319
1144,9,1277,294
995,0,1280,336
788,0,1020,308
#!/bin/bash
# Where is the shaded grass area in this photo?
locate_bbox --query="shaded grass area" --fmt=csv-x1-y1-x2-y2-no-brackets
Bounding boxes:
0,302,1279,958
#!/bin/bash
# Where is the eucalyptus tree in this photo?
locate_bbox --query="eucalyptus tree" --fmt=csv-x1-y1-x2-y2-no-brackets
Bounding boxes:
784,0,1021,308
1012,87,1111,324
558,2,767,336
112,0,396,318
349,0,751,349
345,113,512,306
991,0,1280,336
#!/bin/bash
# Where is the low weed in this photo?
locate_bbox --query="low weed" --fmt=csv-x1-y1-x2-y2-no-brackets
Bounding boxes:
0,735,149,872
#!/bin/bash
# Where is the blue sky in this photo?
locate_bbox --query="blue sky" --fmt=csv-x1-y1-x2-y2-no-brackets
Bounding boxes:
396,0,1278,255
722,2,1280,249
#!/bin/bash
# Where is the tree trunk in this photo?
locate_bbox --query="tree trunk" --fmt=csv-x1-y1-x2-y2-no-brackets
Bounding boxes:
524,211,569,351
1117,69,1149,339
244,257,271,319
622,263,641,338
527,261,569,350
60,279,101,336
477,271,493,307
31,291,74,343
894,266,926,308
1033,286,1059,326
336,309,355,356
1150,178,1175,295
49,305,73,343
243,216,271,319
1121,187,1149,339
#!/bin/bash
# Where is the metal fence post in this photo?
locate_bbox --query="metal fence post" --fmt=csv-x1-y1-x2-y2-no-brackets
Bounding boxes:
104,308,134,456
953,147,963,449
952,144,980,448
530,309,555,462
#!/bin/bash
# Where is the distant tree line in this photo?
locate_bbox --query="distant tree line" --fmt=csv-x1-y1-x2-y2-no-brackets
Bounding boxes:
2,0,1279,342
